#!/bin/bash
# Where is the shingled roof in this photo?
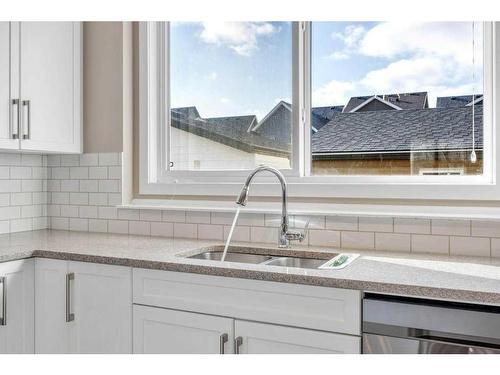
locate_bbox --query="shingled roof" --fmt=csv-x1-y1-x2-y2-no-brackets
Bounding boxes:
343,92,428,113
170,109,290,158
436,95,483,108
311,106,483,155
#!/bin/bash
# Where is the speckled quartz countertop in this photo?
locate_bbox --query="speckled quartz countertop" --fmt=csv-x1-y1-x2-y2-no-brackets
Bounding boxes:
1,229,500,305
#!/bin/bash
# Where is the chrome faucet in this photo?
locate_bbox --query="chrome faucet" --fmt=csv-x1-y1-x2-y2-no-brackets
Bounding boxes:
236,165,307,248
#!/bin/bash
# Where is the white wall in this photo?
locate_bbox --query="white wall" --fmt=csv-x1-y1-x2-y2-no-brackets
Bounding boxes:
170,128,289,170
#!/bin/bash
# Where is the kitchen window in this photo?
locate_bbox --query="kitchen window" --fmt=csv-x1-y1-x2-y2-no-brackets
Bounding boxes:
139,22,498,201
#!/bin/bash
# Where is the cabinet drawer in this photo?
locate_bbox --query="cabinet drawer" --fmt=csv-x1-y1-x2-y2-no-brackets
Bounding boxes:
133,268,361,335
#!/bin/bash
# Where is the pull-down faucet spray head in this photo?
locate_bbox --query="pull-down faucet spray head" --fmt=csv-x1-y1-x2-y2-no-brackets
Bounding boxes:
236,186,249,206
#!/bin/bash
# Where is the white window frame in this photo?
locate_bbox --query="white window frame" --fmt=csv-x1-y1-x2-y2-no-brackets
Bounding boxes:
140,21,499,201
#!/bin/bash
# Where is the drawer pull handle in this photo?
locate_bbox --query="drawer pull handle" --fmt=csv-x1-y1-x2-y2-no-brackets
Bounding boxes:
0,276,6,326
234,336,243,354
219,333,228,354
65,273,74,322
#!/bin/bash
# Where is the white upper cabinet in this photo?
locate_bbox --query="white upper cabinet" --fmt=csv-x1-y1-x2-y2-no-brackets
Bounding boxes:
19,22,81,153
0,22,19,150
0,22,81,153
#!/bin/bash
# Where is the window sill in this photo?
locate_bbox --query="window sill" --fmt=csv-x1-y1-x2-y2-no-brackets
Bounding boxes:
120,198,500,220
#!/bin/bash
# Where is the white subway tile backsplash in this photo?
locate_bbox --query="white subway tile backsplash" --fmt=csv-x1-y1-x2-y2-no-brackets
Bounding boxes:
411,234,449,255
359,216,393,232
326,216,358,231
88,193,108,206
108,166,122,179
308,229,340,248
432,219,470,236
60,205,79,218
79,206,98,219
11,192,32,206
10,166,32,179
294,215,325,229
139,209,162,222
162,210,185,223
3,152,500,260
186,211,211,224
471,220,500,238
0,220,9,233
60,179,79,192
80,180,99,192
10,218,33,232
69,192,88,205
118,208,140,221
450,236,490,257
107,220,128,234
79,154,99,166
129,220,151,236
98,179,119,193
341,231,375,250
375,233,410,252
174,223,197,239
0,166,9,179
198,224,223,240
59,155,79,167
151,222,174,237
89,167,108,179
223,225,250,242
70,167,89,180
394,218,431,234
98,153,120,166
250,226,277,244
70,218,89,232
89,219,108,233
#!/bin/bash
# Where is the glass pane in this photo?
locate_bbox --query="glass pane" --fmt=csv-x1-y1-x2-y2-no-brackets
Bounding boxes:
169,22,292,171
311,22,484,176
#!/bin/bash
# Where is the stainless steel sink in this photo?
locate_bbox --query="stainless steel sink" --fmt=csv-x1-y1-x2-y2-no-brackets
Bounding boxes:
189,251,272,264
263,257,326,269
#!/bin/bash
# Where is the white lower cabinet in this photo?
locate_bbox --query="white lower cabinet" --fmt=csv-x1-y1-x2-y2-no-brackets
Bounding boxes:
0,259,34,354
133,305,234,354
35,258,132,353
132,305,360,354
233,320,360,354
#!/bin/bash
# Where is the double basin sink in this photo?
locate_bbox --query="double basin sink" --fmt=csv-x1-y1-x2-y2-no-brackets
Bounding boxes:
187,245,335,270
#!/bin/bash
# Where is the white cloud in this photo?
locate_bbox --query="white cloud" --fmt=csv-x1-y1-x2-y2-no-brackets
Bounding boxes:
220,97,231,104
199,22,278,56
312,80,356,107
207,72,218,80
314,22,482,107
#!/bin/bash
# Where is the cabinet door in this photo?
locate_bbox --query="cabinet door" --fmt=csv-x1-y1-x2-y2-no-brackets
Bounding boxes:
69,261,132,353
19,22,81,153
0,22,19,150
34,258,70,353
0,259,34,354
234,320,361,354
133,305,234,354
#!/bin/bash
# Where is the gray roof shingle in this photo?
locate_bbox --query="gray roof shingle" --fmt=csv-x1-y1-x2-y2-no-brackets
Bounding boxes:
312,106,483,154
436,95,483,108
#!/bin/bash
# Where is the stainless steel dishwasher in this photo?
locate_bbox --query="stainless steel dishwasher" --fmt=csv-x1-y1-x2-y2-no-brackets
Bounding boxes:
363,293,500,354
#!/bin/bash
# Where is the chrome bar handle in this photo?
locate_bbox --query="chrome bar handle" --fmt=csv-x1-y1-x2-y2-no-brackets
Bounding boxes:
234,336,243,354
65,273,74,322
0,277,5,326
11,99,20,139
219,333,228,354
22,100,30,140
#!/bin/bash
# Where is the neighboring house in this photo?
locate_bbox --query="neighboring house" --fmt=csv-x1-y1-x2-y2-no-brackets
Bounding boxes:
170,90,483,175
436,94,483,108
170,107,290,170
342,92,428,113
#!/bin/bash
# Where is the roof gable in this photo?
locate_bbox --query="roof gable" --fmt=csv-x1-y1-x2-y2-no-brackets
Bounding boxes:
343,92,428,113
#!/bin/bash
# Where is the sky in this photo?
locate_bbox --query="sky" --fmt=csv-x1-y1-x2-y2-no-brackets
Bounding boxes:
170,21,483,119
